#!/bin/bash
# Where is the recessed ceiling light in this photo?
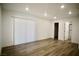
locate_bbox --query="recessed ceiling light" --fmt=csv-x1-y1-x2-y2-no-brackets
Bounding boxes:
68,11,72,15
53,16,57,19
60,5,64,8
44,12,47,16
25,7,29,11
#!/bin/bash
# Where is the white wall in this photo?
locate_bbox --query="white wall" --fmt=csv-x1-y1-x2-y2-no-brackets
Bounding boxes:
72,18,79,44
2,8,79,47
2,9,52,47
37,19,52,40
0,5,2,55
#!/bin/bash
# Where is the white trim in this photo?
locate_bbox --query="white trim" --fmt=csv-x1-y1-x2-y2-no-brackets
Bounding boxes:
11,16,37,21
11,17,15,45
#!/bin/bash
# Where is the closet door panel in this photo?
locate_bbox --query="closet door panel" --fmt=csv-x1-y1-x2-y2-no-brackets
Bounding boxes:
25,20,36,42
15,19,26,45
14,18,36,45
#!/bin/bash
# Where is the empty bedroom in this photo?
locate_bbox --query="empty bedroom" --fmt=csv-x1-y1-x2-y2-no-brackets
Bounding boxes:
0,3,79,56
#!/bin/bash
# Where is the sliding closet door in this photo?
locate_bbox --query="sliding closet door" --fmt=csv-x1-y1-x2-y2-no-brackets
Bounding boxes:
25,20,36,42
14,18,36,45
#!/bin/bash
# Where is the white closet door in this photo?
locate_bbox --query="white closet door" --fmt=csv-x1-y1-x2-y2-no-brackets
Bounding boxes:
14,18,36,45
25,20,36,42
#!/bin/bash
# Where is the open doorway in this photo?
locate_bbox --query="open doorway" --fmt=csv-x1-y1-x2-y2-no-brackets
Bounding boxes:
54,23,59,40
64,22,72,42
68,24,72,41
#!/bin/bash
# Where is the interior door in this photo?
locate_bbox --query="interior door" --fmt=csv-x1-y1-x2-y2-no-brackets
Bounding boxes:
14,18,36,45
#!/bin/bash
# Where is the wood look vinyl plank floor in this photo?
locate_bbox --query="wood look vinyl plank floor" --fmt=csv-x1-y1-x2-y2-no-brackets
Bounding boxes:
1,38,79,56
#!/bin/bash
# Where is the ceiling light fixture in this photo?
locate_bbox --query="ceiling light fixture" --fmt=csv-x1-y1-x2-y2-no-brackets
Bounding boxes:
68,11,72,15
44,12,47,16
60,5,64,9
53,16,57,19
25,7,29,11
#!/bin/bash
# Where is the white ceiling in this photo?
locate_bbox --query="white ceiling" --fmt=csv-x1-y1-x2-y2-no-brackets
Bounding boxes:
2,3,79,19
